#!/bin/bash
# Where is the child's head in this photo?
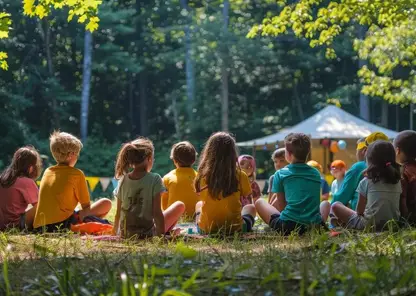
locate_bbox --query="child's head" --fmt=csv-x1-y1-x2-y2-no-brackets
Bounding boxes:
238,155,256,178
365,140,401,184
0,146,42,188
356,137,367,161
50,131,83,166
330,160,346,180
271,148,287,170
115,138,154,179
170,141,197,168
284,133,311,164
356,132,390,162
195,132,238,199
307,160,323,173
393,130,416,164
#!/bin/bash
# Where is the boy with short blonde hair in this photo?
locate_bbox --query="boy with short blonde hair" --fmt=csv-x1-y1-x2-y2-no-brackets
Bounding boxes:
34,131,112,231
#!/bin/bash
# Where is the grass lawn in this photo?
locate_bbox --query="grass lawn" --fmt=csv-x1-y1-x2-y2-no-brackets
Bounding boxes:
1,202,416,295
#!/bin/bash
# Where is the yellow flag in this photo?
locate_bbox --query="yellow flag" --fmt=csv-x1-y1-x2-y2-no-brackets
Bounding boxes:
86,177,100,192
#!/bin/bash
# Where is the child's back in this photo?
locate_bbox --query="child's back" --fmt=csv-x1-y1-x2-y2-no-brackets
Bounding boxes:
198,169,251,233
34,131,111,231
34,165,90,228
194,132,256,235
274,164,322,225
0,146,42,230
112,138,185,238
163,167,197,217
0,177,38,230
357,177,401,229
116,172,164,238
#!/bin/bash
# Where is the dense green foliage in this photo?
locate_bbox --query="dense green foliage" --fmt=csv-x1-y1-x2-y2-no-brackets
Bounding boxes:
0,0,412,179
248,0,416,105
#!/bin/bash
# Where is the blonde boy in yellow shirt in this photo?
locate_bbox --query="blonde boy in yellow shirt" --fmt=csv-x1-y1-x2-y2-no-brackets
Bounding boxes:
34,131,112,231
162,141,198,219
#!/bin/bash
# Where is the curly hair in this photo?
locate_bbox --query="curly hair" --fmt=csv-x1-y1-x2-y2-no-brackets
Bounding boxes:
50,131,83,164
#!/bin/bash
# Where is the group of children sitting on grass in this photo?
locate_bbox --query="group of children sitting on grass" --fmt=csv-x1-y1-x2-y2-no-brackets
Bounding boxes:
0,129,415,239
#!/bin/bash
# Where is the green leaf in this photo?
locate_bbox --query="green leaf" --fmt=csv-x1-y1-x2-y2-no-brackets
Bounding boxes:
175,242,197,259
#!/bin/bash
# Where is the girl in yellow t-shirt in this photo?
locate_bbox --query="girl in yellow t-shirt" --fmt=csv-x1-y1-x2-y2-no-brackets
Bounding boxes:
194,132,257,235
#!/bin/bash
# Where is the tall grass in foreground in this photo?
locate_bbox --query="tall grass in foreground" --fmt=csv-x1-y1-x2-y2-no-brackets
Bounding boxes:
0,228,416,295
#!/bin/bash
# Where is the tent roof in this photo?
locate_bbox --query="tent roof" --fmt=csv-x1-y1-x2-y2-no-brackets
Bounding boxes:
237,105,399,147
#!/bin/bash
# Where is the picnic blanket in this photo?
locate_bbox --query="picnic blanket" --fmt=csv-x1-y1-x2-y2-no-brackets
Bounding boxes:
70,216,113,235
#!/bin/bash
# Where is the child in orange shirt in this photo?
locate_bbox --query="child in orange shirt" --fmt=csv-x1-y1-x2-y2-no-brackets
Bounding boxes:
194,132,256,234
0,146,42,230
162,141,198,219
34,131,112,232
238,155,261,205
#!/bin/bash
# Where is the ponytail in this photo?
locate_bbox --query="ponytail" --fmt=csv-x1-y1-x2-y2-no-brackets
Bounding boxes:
115,138,154,179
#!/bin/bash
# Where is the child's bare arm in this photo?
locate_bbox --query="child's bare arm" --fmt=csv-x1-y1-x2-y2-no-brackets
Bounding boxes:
268,192,273,203
112,198,121,236
356,194,367,216
276,192,287,212
153,193,165,236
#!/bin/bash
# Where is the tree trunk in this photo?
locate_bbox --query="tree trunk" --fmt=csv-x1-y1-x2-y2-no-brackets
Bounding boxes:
221,0,230,131
128,74,135,134
139,71,148,136
38,19,60,128
80,31,93,142
293,83,304,120
381,101,388,127
396,105,400,131
180,0,195,121
358,26,370,121
172,92,181,140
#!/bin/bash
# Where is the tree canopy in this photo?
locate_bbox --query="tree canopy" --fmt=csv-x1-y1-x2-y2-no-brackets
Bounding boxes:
248,0,416,104
0,0,412,192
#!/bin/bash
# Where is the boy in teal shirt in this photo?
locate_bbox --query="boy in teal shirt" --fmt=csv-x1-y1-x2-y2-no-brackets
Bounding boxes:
255,133,323,235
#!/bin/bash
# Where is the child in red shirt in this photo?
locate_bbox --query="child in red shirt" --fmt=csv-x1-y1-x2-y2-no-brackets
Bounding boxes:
0,146,42,230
